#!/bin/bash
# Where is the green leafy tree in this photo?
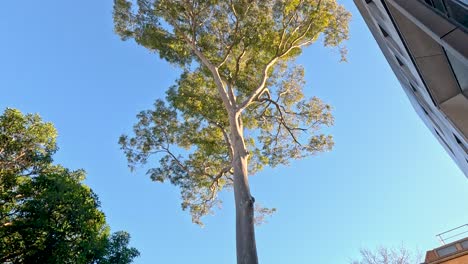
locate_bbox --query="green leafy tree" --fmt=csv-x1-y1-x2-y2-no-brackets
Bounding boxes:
3,168,110,263
114,1,350,263
0,108,139,264
0,108,58,234
0,108,57,228
100,231,141,264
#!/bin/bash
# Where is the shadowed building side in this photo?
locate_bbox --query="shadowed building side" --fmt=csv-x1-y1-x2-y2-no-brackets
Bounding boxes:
353,0,468,177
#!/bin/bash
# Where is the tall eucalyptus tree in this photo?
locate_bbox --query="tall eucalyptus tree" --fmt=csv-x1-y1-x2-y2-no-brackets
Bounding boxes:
114,1,350,263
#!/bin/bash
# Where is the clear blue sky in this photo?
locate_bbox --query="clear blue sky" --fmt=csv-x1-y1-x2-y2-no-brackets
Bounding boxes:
1,1,467,263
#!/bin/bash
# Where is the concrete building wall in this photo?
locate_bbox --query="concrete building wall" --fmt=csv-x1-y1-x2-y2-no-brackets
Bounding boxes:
354,0,468,177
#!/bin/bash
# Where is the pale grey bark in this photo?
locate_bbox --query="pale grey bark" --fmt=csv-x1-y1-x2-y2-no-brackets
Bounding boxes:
185,31,259,264
229,112,258,264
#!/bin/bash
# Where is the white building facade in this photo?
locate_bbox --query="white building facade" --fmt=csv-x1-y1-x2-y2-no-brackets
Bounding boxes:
354,0,468,177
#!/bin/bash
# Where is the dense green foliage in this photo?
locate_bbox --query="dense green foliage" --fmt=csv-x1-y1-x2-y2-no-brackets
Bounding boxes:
0,108,139,264
115,0,350,225
100,231,141,264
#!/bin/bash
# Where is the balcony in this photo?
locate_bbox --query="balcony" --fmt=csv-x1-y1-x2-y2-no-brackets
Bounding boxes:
421,0,468,30
424,225,468,264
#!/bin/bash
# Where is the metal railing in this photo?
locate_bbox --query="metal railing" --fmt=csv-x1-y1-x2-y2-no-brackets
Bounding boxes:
436,224,468,245
420,0,468,30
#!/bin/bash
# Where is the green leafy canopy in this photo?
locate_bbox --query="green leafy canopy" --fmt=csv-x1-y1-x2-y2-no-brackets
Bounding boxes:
115,0,350,225
0,108,139,263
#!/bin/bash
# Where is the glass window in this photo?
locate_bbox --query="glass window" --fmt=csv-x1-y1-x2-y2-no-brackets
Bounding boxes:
432,0,448,13
435,130,455,154
424,0,434,6
445,0,468,28
462,239,468,249
422,107,429,115
454,134,468,152
436,245,458,257
379,25,389,37
395,55,404,66
445,49,468,97
421,0,467,28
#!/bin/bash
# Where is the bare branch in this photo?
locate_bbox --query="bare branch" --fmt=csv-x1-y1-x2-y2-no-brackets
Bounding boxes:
257,98,306,146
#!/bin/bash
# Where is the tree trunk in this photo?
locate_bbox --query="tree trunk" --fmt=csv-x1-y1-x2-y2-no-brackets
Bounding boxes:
229,112,258,264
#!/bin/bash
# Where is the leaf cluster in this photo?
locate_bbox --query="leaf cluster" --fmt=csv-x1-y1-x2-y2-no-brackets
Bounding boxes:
0,108,139,263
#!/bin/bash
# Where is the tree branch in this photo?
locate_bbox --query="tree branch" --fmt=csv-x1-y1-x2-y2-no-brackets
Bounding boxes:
238,57,279,112
206,119,234,160
172,17,234,110
238,29,315,113
233,44,247,83
257,98,307,146
164,147,190,173
218,1,241,68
